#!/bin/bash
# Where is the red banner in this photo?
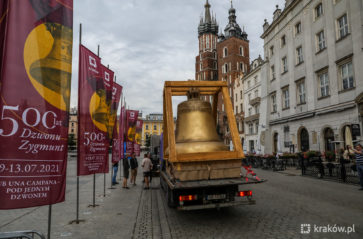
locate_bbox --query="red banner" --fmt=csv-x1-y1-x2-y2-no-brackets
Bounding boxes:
0,0,73,209
99,65,114,173
119,106,126,159
77,45,110,176
134,120,143,156
110,84,122,164
125,110,138,155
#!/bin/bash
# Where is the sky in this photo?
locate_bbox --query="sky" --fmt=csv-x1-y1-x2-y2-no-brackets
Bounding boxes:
71,0,286,116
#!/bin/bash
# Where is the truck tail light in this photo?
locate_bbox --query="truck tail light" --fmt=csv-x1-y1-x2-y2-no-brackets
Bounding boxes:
238,190,252,197
179,195,197,201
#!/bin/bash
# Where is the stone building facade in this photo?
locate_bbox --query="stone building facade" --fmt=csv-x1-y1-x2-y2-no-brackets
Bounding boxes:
239,56,264,154
260,0,363,154
141,113,163,146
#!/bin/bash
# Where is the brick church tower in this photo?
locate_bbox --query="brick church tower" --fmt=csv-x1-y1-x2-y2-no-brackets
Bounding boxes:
195,0,218,83
217,2,250,144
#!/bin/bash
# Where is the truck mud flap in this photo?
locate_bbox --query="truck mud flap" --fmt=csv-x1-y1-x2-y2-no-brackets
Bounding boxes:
177,200,256,211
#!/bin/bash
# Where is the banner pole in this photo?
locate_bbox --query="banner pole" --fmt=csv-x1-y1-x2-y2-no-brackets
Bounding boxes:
69,22,85,225
47,204,52,239
91,44,100,206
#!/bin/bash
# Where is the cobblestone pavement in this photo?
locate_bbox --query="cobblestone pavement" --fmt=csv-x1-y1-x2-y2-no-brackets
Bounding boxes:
134,169,363,239
1,157,362,239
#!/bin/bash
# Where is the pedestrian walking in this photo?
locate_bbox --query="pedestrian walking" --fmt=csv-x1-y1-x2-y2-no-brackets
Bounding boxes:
122,156,130,189
112,161,119,185
130,153,138,185
141,153,153,189
353,144,363,190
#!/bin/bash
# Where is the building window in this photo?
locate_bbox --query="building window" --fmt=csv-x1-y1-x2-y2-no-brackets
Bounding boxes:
255,121,259,134
254,104,259,114
316,31,326,52
224,63,228,73
254,90,258,98
339,61,354,90
240,46,244,56
248,93,251,102
271,93,277,113
247,81,251,89
240,103,243,113
269,46,274,57
71,129,74,133
254,76,258,85
295,22,301,36
318,71,329,97
213,61,217,70
282,87,290,109
337,14,349,39
270,65,275,80
154,125,157,130
235,93,237,102
248,107,252,116
315,3,323,19
296,80,306,104
223,47,228,57
236,106,238,113
248,123,253,134
280,35,286,47
296,46,303,65
282,56,288,73
71,122,74,126
240,90,242,99
206,35,210,49
146,125,149,130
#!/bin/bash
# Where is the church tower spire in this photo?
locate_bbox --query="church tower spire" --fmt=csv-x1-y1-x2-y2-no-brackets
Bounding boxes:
195,0,219,83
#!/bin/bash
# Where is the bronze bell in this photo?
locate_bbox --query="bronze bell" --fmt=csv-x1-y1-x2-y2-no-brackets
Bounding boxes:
174,88,228,154
29,23,72,111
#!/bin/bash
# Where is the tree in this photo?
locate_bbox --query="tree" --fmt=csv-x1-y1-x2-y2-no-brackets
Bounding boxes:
145,134,151,147
68,133,76,150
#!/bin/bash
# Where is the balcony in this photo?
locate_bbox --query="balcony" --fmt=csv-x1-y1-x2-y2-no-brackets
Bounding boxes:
249,97,261,106
244,113,260,123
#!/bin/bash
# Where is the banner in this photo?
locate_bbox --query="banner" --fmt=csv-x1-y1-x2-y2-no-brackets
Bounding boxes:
0,0,73,209
110,84,122,164
134,120,143,156
77,45,110,176
119,106,126,159
99,65,114,173
125,110,138,155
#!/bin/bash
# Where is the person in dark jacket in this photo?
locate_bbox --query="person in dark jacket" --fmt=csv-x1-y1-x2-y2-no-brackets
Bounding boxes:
122,156,130,189
130,153,138,185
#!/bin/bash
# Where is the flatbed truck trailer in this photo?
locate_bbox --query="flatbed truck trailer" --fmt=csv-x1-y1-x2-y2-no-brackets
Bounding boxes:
160,170,264,210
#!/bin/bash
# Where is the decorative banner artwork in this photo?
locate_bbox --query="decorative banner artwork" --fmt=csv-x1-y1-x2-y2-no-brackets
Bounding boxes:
77,45,109,176
0,0,73,209
133,120,143,156
111,84,122,164
125,110,138,154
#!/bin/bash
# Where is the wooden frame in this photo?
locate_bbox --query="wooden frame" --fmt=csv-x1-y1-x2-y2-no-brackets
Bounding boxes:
163,81,244,163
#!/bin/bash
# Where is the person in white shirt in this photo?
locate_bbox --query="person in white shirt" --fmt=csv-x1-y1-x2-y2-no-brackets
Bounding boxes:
141,153,153,189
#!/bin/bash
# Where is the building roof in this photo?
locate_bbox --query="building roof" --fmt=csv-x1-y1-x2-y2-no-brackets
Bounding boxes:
198,0,219,36
219,1,248,41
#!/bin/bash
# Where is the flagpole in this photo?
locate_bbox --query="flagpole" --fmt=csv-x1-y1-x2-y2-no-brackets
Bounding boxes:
70,22,85,224
90,44,100,207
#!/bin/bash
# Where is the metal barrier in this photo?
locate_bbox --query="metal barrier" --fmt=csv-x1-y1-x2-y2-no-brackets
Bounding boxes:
0,230,45,239
302,156,359,185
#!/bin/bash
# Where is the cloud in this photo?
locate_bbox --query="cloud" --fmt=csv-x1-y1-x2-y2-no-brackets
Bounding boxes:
71,0,285,116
